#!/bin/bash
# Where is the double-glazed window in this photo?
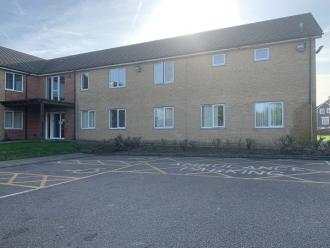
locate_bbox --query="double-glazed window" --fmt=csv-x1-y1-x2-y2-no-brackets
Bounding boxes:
201,104,225,128
212,54,226,66
81,72,89,90
154,61,174,84
109,109,126,129
109,68,126,88
81,110,96,129
254,48,269,61
5,72,23,92
327,108,330,114
255,102,283,128
46,76,65,101
154,107,174,128
319,108,325,114
4,111,23,129
321,117,330,126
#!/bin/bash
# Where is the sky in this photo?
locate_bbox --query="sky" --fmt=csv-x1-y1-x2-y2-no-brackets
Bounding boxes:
0,0,329,104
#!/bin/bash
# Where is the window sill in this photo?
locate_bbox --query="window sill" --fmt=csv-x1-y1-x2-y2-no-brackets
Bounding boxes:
81,128,96,130
5,89,23,93
109,127,126,130
201,126,225,129
109,85,126,89
255,126,284,129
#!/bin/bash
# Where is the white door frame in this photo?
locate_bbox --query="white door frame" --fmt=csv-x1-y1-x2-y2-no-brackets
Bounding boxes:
45,112,64,140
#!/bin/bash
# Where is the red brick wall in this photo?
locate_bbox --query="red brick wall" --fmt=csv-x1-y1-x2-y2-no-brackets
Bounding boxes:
63,73,75,103
27,76,44,99
26,107,42,139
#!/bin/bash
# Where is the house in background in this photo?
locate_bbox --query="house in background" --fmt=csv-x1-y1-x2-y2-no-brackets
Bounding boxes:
317,97,330,134
0,13,323,145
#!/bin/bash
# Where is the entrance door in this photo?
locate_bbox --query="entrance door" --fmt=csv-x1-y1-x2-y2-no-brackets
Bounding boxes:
45,112,65,139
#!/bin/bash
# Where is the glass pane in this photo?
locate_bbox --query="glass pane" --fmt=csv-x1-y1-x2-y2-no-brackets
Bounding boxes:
270,103,283,127
213,54,225,65
255,103,269,127
13,112,22,129
164,62,174,82
165,108,173,127
82,111,88,128
214,105,224,127
118,68,126,86
53,113,60,138
47,77,52,99
89,111,95,128
52,77,59,100
14,74,23,91
110,69,118,87
60,76,65,101
154,63,163,84
119,110,126,128
202,105,212,128
5,112,12,128
154,108,164,128
82,73,89,89
110,110,117,128
6,73,13,90
255,48,269,60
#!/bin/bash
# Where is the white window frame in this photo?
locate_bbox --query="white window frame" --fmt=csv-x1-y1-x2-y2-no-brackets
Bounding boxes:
254,48,270,61
320,108,325,114
80,110,96,129
109,67,126,88
154,107,174,129
5,72,23,92
255,101,284,128
212,54,226,66
4,111,23,130
321,116,330,126
201,104,226,129
109,108,127,129
80,72,89,91
154,61,175,84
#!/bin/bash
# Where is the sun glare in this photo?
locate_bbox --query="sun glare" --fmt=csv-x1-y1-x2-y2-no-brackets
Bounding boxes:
134,0,241,43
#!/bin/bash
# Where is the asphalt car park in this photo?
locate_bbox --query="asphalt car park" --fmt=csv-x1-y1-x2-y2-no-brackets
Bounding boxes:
0,155,330,247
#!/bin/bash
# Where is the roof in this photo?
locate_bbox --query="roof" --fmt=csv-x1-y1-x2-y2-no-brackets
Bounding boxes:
0,13,323,75
316,99,330,109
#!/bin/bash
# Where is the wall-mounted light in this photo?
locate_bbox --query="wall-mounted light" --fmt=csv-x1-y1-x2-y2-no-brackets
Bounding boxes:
296,43,305,52
134,65,142,72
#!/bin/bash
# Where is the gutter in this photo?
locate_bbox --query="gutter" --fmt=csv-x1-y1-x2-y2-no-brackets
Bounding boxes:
309,38,313,144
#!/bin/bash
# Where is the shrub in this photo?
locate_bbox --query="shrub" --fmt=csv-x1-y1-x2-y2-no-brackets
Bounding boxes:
245,138,256,150
278,135,296,154
113,135,142,151
212,138,222,150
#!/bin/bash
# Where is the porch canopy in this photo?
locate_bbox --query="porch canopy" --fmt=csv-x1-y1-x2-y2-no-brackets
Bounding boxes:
0,98,75,140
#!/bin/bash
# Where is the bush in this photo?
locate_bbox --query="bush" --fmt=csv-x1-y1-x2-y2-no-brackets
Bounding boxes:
278,135,296,154
113,135,142,151
212,138,222,150
245,138,256,150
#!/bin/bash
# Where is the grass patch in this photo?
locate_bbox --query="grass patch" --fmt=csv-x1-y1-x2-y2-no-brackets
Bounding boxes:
0,141,100,161
318,135,330,141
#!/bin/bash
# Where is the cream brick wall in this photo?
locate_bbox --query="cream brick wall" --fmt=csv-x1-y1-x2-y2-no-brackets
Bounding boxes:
76,40,315,145
0,69,4,140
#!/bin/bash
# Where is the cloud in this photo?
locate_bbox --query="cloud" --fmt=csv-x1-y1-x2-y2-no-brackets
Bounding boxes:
317,74,330,104
131,0,143,30
13,0,25,16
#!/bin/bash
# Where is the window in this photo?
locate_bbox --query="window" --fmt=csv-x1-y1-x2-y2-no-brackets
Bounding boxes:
154,61,174,84
81,110,96,129
81,72,89,90
321,117,330,126
109,109,126,129
320,108,325,114
212,54,226,66
154,107,174,128
201,104,225,128
254,48,269,61
5,72,23,92
109,68,126,88
327,108,330,114
255,102,284,128
46,76,65,101
4,111,23,129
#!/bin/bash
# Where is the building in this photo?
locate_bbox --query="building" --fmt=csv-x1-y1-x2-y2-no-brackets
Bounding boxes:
0,13,323,145
316,98,330,134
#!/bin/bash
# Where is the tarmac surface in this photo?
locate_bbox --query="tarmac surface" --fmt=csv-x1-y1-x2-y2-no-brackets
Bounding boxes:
0,155,330,247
